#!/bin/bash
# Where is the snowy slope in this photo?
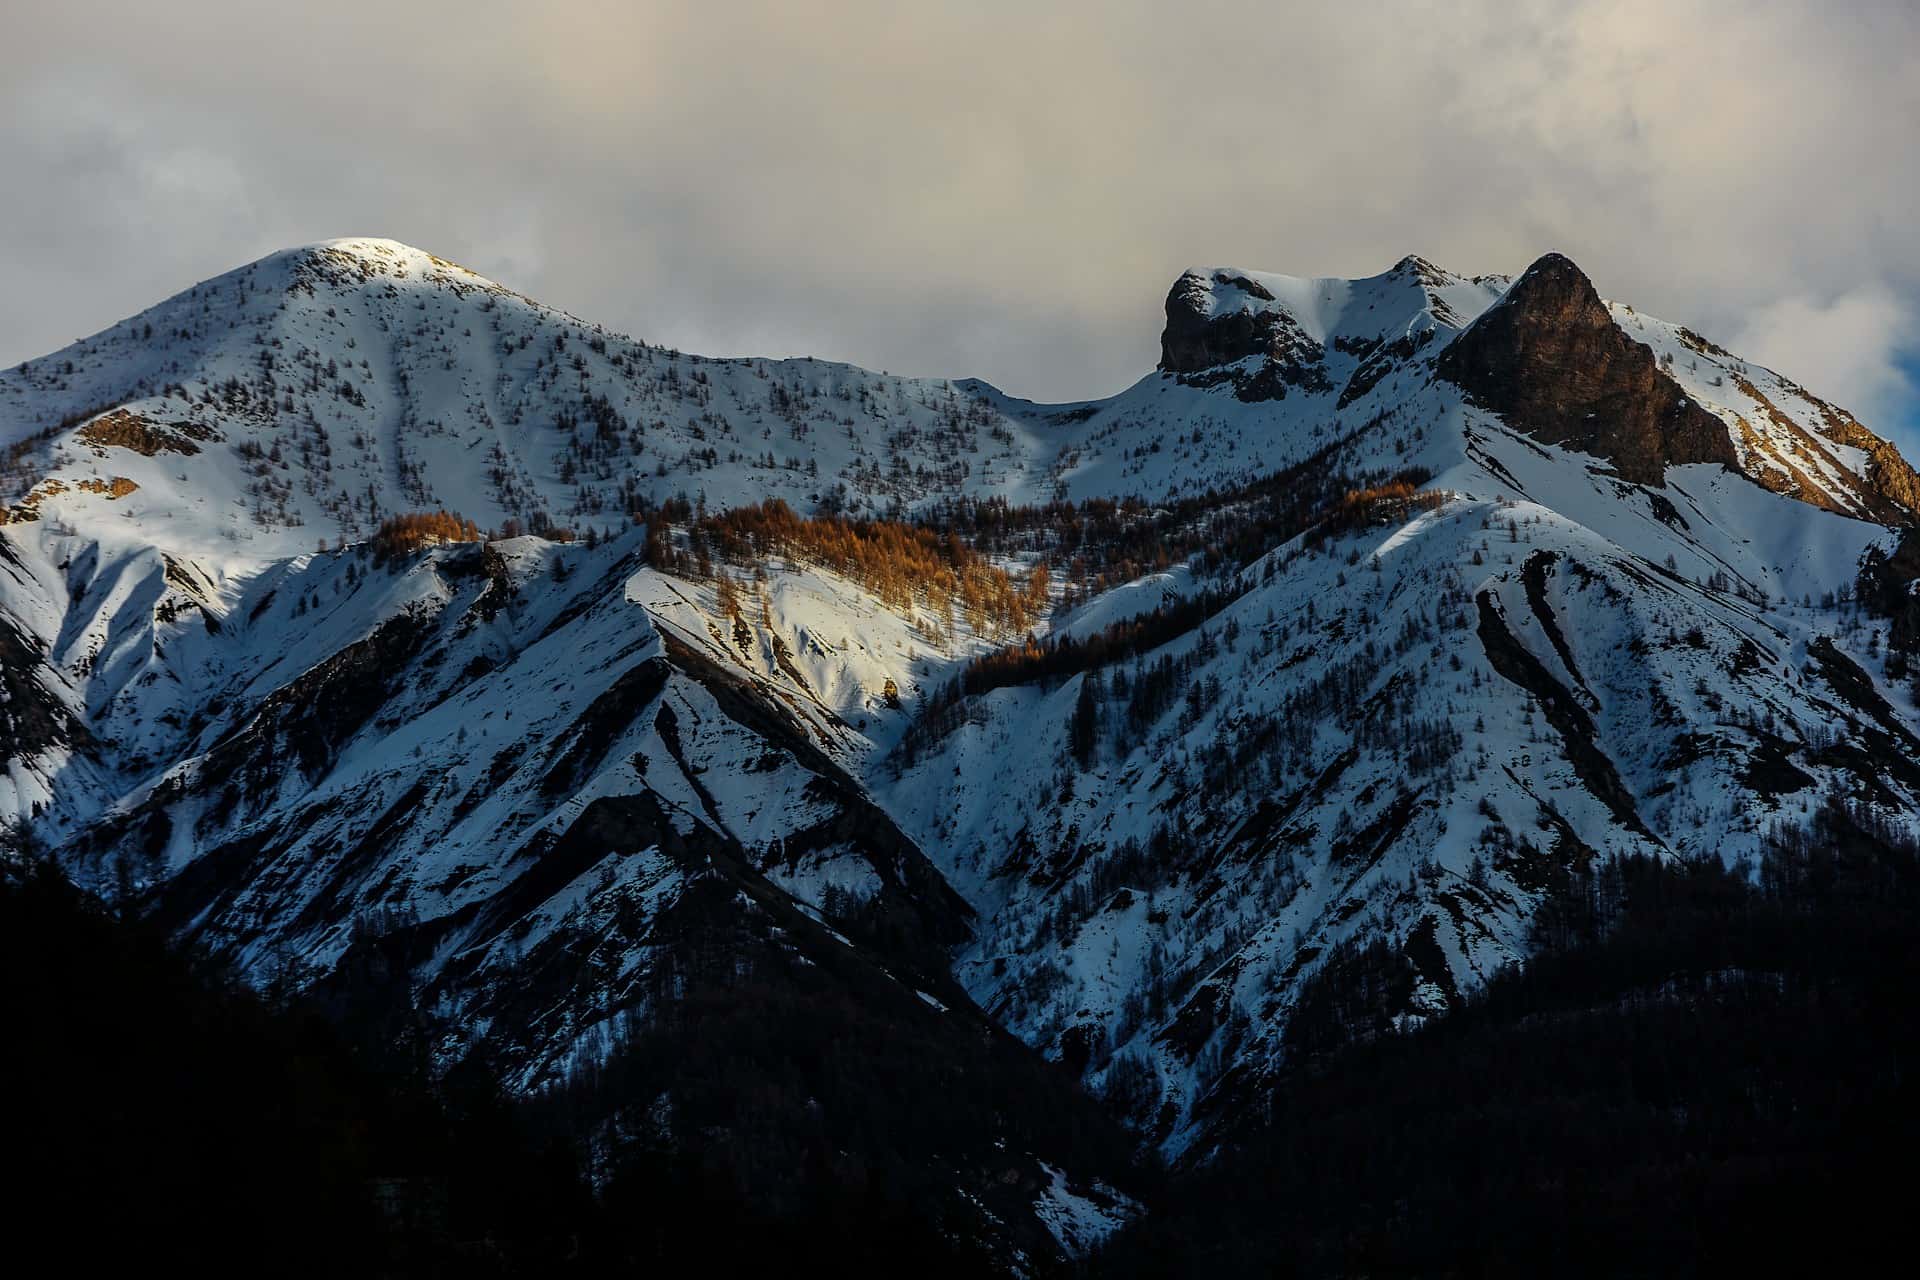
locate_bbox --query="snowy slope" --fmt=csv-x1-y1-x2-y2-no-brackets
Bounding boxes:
0,238,1068,564
882,454,1907,1152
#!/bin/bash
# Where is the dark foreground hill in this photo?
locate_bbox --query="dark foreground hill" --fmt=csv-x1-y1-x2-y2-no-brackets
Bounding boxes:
1089,794,1920,1276
1,855,1132,1276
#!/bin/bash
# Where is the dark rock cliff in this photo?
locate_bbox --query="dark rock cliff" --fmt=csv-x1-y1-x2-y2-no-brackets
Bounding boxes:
1159,271,1331,401
1438,253,1736,486
1161,271,1283,373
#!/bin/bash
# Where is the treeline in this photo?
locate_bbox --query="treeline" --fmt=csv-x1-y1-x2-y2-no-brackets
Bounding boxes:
913,463,1442,715
895,468,1467,786
1092,793,1920,1277
1316,479,1451,539
629,452,1443,663
922,460,1434,605
370,508,481,563
898,605,1257,777
949,584,1243,701
697,497,1047,634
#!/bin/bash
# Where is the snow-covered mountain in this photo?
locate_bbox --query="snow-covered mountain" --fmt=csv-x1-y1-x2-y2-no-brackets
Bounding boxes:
7,238,1920,1249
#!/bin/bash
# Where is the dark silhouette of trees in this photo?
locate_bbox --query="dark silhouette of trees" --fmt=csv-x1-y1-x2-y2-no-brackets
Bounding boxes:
1095,793,1920,1278
1069,676,1102,769
2,858,1128,1273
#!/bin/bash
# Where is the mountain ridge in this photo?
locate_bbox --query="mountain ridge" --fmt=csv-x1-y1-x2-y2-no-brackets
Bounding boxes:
7,237,1920,1261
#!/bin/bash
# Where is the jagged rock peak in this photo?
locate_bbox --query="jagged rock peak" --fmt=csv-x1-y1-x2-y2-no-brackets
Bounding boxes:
1156,256,1486,375
1437,251,1737,487
1159,270,1292,373
1389,253,1460,288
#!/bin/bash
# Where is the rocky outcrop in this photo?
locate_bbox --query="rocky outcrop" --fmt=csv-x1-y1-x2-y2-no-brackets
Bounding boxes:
1439,253,1736,486
74,408,214,457
1810,396,1920,521
1475,589,1654,839
1859,529,1920,654
1160,272,1271,373
1720,373,1919,522
0,613,93,772
1159,271,1330,402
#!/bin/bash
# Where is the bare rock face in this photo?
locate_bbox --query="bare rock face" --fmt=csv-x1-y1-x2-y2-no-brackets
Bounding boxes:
1438,253,1735,486
1160,272,1279,373
0,613,92,775
1860,529,1920,654
1810,398,1920,522
1158,271,1331,401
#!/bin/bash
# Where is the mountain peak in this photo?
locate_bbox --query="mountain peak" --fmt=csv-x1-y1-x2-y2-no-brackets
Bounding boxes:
1154,257,1504,404
1388,252,1464,285
1158,269,1292,374
304,235,424,257
1437,251,1736,485
284,236,459,267
1512,249,1586,284
274,238,498,291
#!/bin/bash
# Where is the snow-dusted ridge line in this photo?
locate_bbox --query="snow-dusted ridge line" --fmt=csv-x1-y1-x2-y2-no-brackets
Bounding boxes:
4,238,1920,1174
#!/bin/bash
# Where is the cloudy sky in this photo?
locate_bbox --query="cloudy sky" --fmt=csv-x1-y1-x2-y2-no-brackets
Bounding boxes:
6,1,1918,442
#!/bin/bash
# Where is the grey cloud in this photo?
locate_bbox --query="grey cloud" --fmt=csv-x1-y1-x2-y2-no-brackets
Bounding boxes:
3,0,1917,443
1731,287,1918,426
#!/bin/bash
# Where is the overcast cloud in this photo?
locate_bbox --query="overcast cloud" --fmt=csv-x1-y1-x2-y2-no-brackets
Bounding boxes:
4,1,1917,440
